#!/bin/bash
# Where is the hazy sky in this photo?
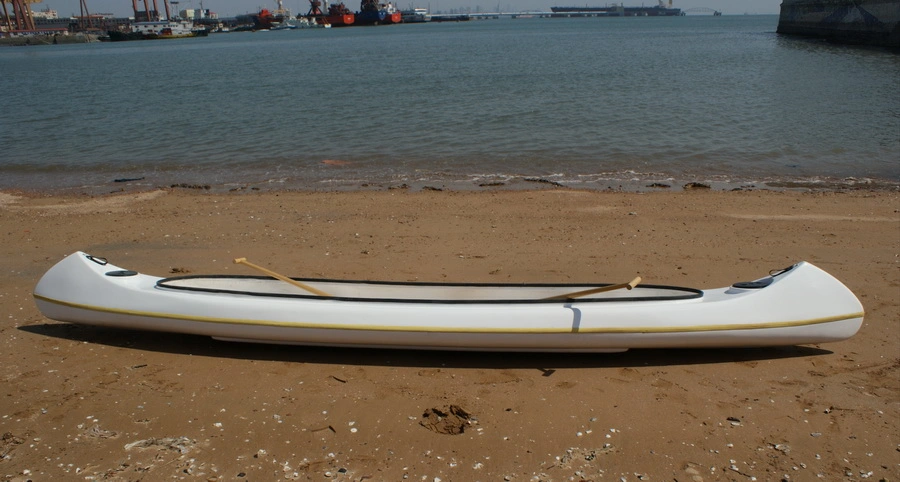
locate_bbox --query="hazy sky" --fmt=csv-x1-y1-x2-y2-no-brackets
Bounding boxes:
49,0,782,20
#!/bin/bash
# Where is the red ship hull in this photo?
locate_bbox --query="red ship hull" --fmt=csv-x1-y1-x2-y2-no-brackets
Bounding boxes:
325,13,355,26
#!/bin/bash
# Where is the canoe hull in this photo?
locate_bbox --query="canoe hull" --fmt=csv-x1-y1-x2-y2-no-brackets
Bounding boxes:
33,252,864,352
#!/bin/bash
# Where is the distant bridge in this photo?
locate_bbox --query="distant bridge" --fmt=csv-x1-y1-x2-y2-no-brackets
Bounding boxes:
683,7,722,15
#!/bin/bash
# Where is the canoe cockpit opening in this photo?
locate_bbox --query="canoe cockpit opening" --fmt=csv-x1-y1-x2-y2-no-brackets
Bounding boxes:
155,276,704,303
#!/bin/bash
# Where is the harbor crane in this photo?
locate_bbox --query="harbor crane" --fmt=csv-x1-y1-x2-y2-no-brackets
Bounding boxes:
1,0,38,31
78,0,95,29
307,0,324,16
132,0,171,21
1,0,101,33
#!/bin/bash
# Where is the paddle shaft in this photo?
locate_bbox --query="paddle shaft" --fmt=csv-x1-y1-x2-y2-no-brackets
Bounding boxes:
544,276,642,300
233,258,331,297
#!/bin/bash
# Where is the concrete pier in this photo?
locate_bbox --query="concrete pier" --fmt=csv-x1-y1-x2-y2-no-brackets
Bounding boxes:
777,0,900,48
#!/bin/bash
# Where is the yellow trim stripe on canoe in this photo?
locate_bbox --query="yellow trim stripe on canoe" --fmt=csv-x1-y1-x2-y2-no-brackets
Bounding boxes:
33,294,863,335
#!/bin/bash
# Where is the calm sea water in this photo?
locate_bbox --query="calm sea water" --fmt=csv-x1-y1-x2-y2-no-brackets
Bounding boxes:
1,15,898,192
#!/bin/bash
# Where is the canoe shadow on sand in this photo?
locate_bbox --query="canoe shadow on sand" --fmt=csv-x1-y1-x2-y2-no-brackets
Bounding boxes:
19,323,833,371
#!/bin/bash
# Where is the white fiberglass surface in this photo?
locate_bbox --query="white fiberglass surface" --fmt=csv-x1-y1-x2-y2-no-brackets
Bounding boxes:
158,277,697,301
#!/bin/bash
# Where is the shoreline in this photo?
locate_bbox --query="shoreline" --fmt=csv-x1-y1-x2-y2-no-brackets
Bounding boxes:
3,171,899,197
2,188,897,480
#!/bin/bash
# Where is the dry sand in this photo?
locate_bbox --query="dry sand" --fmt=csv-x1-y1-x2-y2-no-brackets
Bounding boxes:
1,187,897,481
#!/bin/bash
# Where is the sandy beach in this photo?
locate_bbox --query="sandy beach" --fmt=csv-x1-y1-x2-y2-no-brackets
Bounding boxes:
1,187,897,481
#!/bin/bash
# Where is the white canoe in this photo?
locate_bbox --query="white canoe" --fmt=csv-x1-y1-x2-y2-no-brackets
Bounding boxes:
32,252,864,353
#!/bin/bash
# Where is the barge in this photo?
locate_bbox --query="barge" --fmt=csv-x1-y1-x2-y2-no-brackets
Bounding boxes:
551,0,682,16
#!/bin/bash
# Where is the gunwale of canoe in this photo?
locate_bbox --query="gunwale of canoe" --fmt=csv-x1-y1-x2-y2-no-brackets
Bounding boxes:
156,276,703,302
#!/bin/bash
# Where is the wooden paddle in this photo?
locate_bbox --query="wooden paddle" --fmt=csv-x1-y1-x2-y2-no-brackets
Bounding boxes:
233,257,331,297
543,276,642,301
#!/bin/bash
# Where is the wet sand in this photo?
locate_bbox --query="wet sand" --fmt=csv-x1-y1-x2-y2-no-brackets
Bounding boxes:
1,188,898,481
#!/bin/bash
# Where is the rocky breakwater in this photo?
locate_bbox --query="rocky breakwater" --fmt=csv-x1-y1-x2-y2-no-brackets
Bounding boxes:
777,0,900,48
0,33,101,46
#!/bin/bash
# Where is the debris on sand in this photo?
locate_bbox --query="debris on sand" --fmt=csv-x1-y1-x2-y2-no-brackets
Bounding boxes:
124,436,195,454
83,424,118,439
420,405,474,435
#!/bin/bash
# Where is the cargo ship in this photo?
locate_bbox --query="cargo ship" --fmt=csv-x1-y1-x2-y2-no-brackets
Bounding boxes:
252,9,287,29
254,0,301,29
551,0,682,16
107,19,208,40
106,0,208,41
306,0,355,26
355,0,401,25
